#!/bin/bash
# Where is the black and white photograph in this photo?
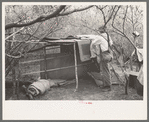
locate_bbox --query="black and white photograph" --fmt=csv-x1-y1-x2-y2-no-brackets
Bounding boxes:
2,2,147,120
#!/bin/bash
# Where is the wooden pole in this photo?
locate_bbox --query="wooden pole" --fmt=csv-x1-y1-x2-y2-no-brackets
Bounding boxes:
130,55,133,71
74,43,78,92
125,78,128,95
5,27,24,41
12,67,16,96
21,62,92,76
43,46,48,79
134,36,139,72
16,60,21,100
134,36,137,47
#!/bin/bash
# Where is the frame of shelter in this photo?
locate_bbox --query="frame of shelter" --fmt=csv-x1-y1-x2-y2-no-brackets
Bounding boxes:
11,37,91,99
41,39,79,91
6,34,143,99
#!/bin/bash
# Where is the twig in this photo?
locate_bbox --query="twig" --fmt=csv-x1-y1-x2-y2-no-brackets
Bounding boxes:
59,5,94,16
5,5,66,30
6,52,24,59
5,27,24,41
96,5,117,26
105,6,117,26
112,6,137,50
112,30,125,37
123,6,128,33
96,5,106,24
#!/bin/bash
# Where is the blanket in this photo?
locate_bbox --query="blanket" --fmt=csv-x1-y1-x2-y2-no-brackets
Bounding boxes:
75,39,91,62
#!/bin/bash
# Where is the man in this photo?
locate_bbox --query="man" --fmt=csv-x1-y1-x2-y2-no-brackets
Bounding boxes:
77,26,113,91
90,26,113,91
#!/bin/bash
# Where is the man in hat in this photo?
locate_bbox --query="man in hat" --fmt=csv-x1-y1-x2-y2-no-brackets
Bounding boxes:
77,26,113,91
90,26,113,91
98,26,113,91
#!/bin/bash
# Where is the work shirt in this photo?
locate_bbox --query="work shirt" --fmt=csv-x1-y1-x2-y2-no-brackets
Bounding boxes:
77,33,113,58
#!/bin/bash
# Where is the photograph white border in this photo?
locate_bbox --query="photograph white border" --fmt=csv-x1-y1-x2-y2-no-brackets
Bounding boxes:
2,2,147,120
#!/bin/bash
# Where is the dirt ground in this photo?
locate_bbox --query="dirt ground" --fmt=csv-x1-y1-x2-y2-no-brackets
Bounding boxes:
6,75,143,100
5,58,143,100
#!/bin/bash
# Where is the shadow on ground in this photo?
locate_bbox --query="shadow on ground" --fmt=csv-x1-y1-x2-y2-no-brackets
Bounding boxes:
6,76,143,100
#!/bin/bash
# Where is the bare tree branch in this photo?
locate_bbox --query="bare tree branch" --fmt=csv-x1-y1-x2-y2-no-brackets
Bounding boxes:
101,5,108,10
123,5,128,33
5,27,24,41
59,5,94,16
21,18,60,56
6,17,61,63
130,5,134,31
105,6,117,26
96,5,106,24
112,6,137,50
6,52,24,59
5,5,95,30
5,22,44,69
5,5,66,30
96,5,117,27
112,30,125,37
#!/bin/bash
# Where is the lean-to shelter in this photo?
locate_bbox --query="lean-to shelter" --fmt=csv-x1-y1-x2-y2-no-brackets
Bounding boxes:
38,36,94,90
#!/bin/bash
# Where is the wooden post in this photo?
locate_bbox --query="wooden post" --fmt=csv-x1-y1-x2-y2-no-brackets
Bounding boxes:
125,78,128,95
74,43,78,92
43,46,47,79
134,36,140,72
134,36,137,47
16,60,21,100
130,56,133,71
12,67,16,96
